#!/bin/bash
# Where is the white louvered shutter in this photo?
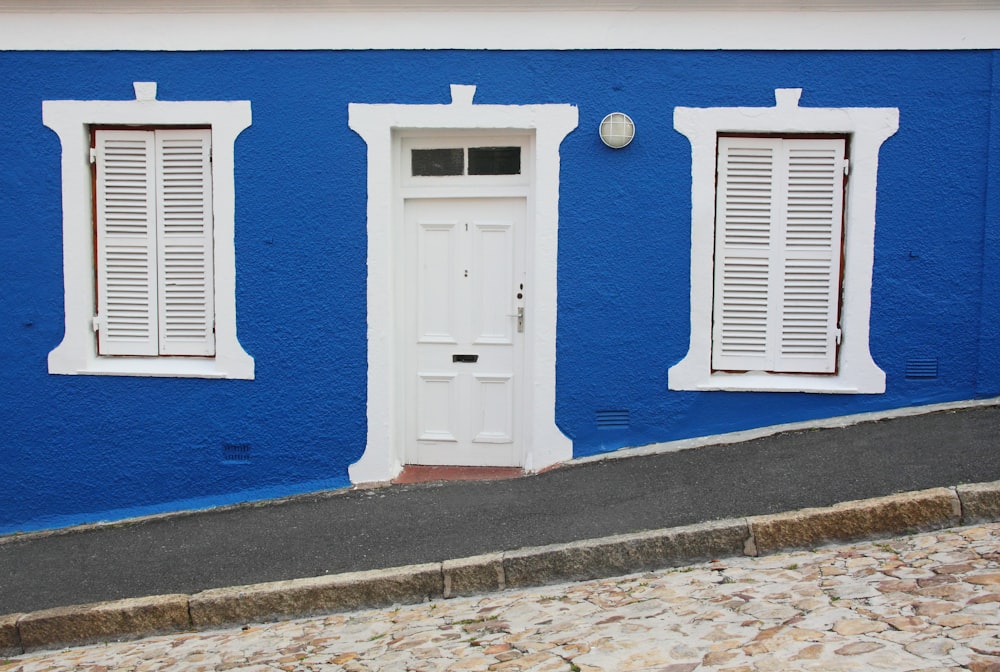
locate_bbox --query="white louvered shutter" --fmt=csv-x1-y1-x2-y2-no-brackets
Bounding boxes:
95,130,159,356
155,129,215,356
712,137,776,372
712,137,845,374
775,138,845,373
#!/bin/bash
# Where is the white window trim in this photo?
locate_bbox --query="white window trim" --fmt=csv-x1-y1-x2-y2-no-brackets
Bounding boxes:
669,88,898,394
43,82,254,379
348,84,577,483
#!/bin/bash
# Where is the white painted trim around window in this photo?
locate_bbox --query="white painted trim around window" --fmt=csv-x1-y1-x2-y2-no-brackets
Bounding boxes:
668,88,898,394
43,83,254,379
1,7,999,51
348,85,577,484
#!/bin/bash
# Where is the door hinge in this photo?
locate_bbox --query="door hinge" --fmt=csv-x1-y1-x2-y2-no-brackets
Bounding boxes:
92,315,101,332
835,327,842,345
842,159,850,177
89,147,97,165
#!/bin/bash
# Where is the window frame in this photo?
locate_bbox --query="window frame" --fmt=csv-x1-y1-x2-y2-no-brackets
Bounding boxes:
43,83,254,379
668,88,898,394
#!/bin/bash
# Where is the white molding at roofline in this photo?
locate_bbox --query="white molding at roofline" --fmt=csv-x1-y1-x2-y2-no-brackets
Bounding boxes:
1,9,999,51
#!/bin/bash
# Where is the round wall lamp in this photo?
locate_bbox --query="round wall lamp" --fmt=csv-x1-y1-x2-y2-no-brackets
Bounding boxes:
599,112,635,149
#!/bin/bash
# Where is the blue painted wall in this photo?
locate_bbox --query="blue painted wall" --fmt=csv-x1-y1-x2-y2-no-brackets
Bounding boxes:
1,50,997,533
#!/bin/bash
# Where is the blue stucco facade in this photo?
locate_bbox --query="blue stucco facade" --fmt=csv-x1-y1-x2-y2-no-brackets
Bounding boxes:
2,49,999,533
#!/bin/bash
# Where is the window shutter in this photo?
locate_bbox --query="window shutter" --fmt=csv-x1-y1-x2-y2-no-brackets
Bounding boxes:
94,130,159,356
155,129,215,356
712,137,776,372
712,137,845,374
774,138,845,373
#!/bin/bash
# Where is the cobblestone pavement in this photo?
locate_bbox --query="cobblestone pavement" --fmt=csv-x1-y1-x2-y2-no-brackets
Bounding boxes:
4,523,999,672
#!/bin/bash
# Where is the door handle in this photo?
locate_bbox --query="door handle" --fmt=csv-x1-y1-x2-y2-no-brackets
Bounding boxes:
505,307,525,333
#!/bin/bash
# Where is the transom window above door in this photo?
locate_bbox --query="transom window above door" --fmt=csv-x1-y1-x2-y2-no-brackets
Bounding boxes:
401,135,530,188
411,146,521,176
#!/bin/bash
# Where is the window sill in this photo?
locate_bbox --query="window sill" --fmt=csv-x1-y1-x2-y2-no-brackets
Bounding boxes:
48,350,254,380
668,369,885,394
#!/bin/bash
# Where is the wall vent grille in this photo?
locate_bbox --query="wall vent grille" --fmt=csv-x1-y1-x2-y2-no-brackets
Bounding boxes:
223,443,252,463
905,357,939,380
596,409,630,429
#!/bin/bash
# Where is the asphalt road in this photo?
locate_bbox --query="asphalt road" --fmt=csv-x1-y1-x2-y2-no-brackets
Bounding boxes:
2,404,999,614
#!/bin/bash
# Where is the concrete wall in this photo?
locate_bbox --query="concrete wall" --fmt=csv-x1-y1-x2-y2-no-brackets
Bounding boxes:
1,49,998,532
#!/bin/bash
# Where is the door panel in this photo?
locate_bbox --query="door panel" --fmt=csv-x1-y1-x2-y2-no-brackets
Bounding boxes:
416,221,459,344
405,197,525,466
472,374,514,443
416,373,458,442
472,221,514,344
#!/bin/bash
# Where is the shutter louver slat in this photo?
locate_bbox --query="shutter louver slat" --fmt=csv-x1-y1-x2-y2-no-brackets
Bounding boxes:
156,129,215,356
96,131,159,356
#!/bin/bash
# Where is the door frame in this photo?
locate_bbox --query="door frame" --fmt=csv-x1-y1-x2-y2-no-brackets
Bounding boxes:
348,85,577,483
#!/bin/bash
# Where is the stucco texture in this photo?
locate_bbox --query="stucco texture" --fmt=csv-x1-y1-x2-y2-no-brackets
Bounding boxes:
0,50,996,531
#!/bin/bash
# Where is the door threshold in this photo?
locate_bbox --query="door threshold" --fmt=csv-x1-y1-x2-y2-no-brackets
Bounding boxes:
393,465,525,485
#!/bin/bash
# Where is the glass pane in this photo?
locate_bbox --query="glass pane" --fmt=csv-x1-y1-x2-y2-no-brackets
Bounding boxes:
468,146,521,175
411,148,464,176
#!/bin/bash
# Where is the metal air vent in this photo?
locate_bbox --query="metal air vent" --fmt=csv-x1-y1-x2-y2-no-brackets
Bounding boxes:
905,357,938,380
595,409,630,429
223,443,252,463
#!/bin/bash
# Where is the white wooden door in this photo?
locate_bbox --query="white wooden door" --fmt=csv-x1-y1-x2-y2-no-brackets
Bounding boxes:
404,197,526,466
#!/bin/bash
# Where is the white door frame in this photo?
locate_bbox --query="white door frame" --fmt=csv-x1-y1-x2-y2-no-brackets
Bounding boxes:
348,84,577,483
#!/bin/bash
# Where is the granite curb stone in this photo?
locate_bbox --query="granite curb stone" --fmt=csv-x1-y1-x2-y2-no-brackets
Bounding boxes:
503,518,749,588
747,486,962,554
188,562,443,628
4,480,999,655
958,480,1000,523
16,595,189,653
0,613,23,659
442,553,506,598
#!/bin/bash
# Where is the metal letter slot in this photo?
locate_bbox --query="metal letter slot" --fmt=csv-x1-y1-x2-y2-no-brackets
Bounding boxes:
452,354,479,363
